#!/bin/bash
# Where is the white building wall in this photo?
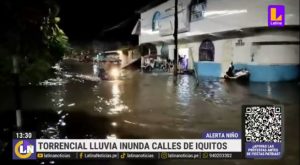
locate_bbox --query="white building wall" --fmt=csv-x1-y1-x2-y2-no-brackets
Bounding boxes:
140,0,299,78
168,45,175,60
252,45,299,65
140,0,299,44
154,30,299,72
187,42,201,69
231,31,300,65
232,39,252,64
156,45,162,55
226,31,299,74
189,42,199,62
138,0,299,81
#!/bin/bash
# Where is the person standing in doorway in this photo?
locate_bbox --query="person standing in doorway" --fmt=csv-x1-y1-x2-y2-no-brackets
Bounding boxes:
178,55,183,73
183,55,188,71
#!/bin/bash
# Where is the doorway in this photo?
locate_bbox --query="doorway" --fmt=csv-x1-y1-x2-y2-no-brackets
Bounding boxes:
178,48,189,71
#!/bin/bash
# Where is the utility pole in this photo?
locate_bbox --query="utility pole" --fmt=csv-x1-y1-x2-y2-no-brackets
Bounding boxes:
13,55,22,129
173,0,178,76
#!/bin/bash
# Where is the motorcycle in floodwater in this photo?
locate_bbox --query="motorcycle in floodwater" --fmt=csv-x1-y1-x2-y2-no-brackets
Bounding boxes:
93,52,122,80
96,64,122,81
224,69,250,81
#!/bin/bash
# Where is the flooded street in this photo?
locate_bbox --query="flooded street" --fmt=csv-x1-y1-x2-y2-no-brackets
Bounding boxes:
1,59,299,165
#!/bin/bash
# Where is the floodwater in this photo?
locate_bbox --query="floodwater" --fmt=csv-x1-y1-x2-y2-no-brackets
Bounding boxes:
0,59,299,165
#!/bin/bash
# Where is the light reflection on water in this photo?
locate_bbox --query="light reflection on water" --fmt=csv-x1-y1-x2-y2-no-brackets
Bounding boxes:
39,68,298,141
111,122,118,127
107,81,130,115
196,79,233,106
93,81,131,116
267,82,272,97
106,134,118,139
1,60,299,164
15,60,300,139
41,71,70,140
176,76,191,107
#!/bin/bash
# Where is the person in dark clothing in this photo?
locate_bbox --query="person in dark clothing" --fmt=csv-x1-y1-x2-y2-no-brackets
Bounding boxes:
178,55,183,73
226,62,235,77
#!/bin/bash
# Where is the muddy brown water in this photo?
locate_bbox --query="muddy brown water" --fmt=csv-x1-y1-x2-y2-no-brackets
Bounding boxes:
0,60,299,165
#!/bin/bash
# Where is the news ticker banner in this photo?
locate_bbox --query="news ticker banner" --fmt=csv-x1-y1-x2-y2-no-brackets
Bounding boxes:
12,105,284,160
13,132,242,160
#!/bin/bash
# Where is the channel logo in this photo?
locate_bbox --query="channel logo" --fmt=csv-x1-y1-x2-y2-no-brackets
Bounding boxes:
13,139,36,160
268,5,285,27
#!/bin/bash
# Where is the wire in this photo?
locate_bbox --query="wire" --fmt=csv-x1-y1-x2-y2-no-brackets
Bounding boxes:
101,15,137,33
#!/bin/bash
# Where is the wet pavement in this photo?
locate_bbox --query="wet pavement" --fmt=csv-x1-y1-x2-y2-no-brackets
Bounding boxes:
0,59,299,165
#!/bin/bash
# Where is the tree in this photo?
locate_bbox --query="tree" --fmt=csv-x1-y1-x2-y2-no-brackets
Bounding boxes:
0,0,69,84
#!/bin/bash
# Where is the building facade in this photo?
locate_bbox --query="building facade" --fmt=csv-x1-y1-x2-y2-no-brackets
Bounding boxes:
134,0,300,82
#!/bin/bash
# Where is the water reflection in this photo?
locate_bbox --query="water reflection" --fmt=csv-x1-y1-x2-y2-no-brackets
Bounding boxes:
249,82,300,104
0,60,299,163
107,81,130,115
39,77,67,86
112,81,120,95
267,82,272,97
196,78,232,105
93,81,131,116
106,134,117,139
41,75,69,140
176,76,191,107
111,122,118,127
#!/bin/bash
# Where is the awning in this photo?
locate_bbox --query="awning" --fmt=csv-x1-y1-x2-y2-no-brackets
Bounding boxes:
131,19,141,35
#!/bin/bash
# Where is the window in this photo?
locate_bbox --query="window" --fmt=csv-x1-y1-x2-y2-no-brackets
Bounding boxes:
152,11,161,31
190,0,206,22
199,39,214,61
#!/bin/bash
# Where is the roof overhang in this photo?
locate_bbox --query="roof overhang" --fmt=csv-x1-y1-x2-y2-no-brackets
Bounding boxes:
136,0,168,13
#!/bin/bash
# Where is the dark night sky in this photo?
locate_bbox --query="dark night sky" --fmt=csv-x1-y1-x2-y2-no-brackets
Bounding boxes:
57,0,154,43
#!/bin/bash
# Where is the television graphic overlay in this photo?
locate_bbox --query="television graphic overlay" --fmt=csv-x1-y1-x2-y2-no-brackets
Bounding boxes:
268,5,285,27
13,139,36,160
12,132,36,160
242,105,284,159
10,105,286,161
